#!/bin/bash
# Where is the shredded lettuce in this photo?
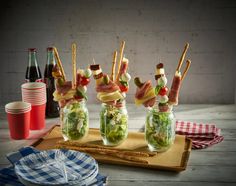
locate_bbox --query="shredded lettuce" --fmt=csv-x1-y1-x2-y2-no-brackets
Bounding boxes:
61,101,89,140
145,108,175,151
100,104,128,146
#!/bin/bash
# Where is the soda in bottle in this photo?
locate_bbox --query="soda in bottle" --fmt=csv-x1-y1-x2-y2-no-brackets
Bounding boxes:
25,48,42,82
44,47,59,117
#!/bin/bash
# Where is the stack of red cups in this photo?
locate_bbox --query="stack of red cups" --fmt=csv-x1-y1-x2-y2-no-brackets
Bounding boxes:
5,101,31,139
21,82,46,130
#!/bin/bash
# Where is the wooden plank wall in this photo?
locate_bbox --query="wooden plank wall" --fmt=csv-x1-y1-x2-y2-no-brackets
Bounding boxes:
0,0,236,107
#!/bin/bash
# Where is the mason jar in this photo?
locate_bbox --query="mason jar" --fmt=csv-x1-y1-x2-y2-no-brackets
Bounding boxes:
145,105,175,152
100,103,128,146
60,100,89,141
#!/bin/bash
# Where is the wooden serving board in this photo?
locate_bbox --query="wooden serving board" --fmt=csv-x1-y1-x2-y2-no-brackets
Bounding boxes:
32,125,192,172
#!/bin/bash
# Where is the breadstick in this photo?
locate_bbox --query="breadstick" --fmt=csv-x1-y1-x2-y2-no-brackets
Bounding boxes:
116,41,125,81
57,140,156,156
56,145,148,164
111,51,117,81
53,47,66,81
72,43,77,89
181,59,191,81
176,43,189,72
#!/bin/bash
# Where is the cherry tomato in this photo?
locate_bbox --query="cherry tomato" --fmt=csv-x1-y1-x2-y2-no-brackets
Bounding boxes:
80,76,90,86
119,84,129,92
158,87,168,96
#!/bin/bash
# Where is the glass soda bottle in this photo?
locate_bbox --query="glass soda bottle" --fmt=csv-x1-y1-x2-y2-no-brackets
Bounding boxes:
25,48,42,82
44,47,59,117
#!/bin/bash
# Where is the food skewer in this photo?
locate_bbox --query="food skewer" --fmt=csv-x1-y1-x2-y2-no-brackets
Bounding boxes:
72,43,77,89
90,40,130,106
116,41,125,81
116,56,131,93
89,41,131,146
53,47,66,81
111,51,117,81
155,63,169,111
52,44,92,108
181,59,191,81
168,43,190,105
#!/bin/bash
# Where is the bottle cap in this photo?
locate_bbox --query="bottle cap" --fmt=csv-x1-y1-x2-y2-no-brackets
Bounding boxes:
28,48,36,52
47,47,54,51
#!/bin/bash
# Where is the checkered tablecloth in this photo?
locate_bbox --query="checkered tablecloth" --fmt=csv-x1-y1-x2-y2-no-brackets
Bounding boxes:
176,120,224,149
0,146,107,186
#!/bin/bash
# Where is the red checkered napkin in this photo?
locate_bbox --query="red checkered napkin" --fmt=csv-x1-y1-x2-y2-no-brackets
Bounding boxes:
176,120,224,149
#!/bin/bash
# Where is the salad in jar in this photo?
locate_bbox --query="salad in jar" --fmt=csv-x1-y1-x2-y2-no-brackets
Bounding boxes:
100,103,128,146
145,107,175,152
60,100,89,140
134,43,191,152
52,44,92,141
90,40,131,146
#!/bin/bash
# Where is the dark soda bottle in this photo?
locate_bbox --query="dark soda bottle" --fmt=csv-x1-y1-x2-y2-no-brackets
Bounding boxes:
44,47,59,117
25,48,42,82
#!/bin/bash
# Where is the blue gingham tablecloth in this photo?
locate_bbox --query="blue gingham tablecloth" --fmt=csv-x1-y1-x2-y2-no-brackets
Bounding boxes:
0,146,107,186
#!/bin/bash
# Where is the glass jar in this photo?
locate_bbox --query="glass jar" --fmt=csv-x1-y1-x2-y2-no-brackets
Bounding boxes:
100,103,128,146
60,100,89,141
145,106,175,152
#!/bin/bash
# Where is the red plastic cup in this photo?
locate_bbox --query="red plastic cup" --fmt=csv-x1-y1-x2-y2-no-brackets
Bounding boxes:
5,102,31,140
30,103,46,130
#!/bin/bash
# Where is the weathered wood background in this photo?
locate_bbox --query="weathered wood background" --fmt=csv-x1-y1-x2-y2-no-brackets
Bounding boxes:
0,0,236,106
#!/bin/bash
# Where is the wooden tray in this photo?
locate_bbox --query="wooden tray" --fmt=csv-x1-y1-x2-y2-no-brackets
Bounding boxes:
32,125,192,172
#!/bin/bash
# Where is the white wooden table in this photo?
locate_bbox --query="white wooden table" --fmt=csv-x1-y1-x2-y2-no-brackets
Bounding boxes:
0,104,236,186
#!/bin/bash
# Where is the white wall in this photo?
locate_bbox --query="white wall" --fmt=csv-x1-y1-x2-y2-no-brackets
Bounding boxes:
0,0,236,106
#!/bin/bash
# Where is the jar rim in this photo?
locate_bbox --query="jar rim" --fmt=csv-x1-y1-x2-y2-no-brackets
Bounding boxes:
149,104,173,113
63,99,86,107
102,101,126,109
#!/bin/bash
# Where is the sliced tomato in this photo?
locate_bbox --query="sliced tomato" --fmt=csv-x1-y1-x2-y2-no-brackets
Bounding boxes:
158,87,168,96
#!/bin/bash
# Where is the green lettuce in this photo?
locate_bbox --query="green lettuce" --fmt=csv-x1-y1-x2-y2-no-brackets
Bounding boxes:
61,101,88,140
145,109,175,151
100,105,128,145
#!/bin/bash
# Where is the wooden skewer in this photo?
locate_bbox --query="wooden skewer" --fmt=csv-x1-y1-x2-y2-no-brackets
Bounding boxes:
57,140,156,156
56,145,149,164
53,47,66,81
181,59,191,81
111,51,117,81
116,40,125,81
93,58,96,65
176,43,189,73
72,43,77,89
